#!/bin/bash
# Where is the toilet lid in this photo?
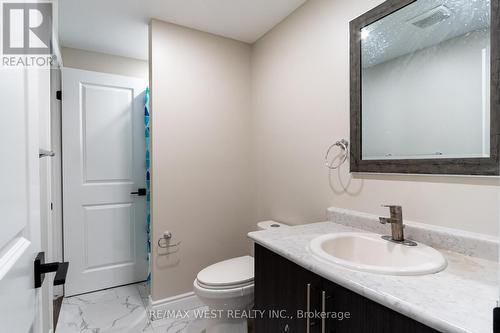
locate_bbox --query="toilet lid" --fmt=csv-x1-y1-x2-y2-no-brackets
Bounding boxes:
197,256,254,288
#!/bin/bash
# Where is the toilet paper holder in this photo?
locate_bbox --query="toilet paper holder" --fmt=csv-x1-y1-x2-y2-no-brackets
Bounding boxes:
158,231,181,250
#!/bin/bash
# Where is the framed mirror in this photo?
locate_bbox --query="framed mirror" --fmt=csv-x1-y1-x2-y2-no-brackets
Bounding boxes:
350,0,499,175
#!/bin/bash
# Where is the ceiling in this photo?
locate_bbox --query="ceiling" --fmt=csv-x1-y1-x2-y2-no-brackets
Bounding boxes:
362,0,490,67
59,0,307,60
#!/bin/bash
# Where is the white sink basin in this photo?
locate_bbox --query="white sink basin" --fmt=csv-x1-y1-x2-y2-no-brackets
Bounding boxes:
309,232,447,275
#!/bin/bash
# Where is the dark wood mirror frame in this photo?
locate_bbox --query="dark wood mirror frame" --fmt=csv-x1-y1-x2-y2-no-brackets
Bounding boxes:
350,0,500,175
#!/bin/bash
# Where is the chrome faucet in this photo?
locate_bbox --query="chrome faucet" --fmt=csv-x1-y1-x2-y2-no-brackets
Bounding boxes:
379,205,404,241
379,205,417,246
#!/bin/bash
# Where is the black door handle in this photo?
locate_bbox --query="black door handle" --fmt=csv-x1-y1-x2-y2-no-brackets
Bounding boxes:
130,188,146,196
34,252,69,288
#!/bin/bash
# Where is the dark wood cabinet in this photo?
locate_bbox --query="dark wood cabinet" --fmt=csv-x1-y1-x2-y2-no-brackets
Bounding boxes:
254,242,321,332
254,244,439,333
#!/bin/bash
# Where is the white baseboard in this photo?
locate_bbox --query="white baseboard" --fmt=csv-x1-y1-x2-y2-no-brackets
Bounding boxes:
148,291,204,314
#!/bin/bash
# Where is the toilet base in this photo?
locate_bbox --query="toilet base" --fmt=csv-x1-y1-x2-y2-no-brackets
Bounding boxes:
193,266,254,333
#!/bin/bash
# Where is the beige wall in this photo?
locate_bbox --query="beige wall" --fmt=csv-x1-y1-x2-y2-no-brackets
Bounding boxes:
252,0,499,236
61,47,148,79
150,20,255,300
149,0,499,301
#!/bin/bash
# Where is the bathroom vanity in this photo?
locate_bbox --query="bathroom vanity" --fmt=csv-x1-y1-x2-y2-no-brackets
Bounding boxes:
249,208,498,333
254,244,437,332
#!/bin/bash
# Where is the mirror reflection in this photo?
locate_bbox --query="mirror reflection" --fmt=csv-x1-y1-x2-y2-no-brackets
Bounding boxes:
361,0,491,160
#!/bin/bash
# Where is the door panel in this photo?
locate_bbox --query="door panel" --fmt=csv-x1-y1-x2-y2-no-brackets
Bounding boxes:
0,66,47,332
83,203,134,269
0,239,36,332
82,83,133,182
62,68,147,296
0,69,29,249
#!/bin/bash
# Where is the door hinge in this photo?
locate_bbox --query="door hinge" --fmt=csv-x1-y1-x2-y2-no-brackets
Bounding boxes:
50,202,53,210
56,90,62,100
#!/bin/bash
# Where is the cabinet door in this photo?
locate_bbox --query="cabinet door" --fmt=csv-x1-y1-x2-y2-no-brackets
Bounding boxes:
321,277,438,333
321,278,366,332
254,244,322,333
363,295,438,333
290,259,323,333
254,244,293,332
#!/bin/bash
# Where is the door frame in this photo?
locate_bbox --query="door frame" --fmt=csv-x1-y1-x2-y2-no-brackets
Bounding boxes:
50,67,64,300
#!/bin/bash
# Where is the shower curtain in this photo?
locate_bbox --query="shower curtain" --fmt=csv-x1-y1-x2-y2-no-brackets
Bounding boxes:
144,87,151,282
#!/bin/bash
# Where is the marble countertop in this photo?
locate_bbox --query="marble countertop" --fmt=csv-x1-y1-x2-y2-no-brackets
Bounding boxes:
248,222,498,333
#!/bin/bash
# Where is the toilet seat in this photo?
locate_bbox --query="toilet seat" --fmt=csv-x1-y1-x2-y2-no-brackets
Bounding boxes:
196,256,254,290
197,279,253,290
193,278,254,299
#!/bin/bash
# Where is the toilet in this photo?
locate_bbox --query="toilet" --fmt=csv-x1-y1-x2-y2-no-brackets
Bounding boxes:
193,221,289,333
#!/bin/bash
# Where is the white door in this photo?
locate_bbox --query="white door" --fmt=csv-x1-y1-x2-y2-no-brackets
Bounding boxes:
62,68,148,296
0,67,49,332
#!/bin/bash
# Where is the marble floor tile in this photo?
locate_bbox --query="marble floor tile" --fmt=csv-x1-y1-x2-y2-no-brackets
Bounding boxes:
137,282,151,308
152,317,252,333
150,306,208,333
137,282,150,300
56,283,252,333
150,307,254,333
56,283,152,333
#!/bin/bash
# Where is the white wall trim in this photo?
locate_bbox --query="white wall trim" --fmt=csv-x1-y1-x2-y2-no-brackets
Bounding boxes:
50,0,63,68
148,292,203,314
50,68,64,299
61,47,148,79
